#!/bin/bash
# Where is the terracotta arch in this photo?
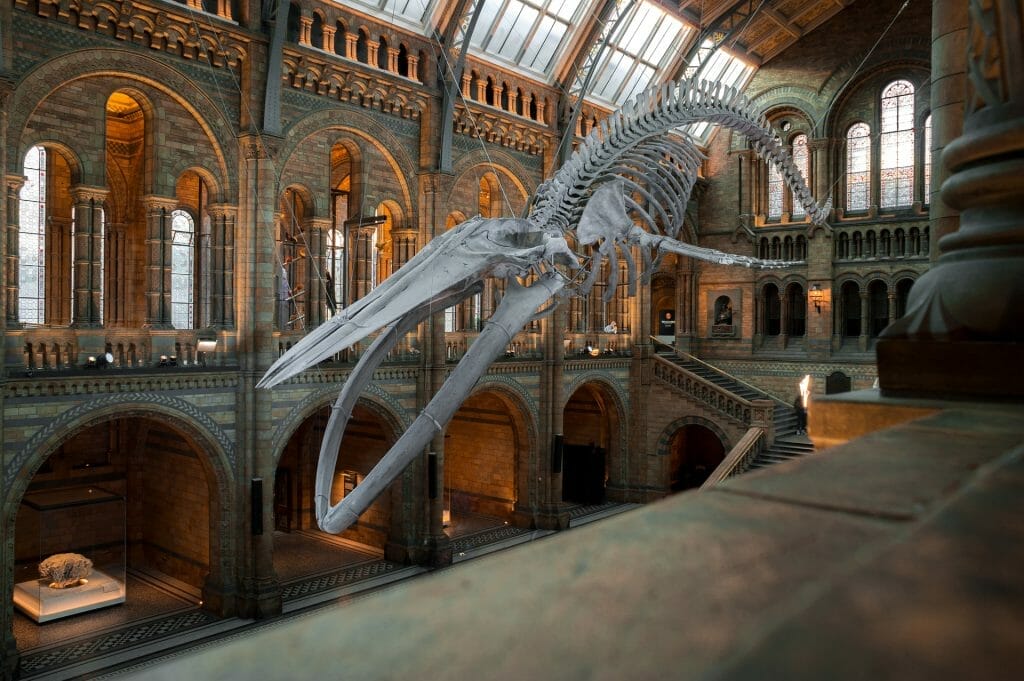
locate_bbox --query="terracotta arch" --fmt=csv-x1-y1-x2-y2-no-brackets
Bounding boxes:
8,49,237,193
3,397,236,621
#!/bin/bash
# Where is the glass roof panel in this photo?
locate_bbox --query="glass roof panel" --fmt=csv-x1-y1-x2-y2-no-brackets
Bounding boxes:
586,1,690,107
686,40,755,141
340,0,439,30
470,0,596,79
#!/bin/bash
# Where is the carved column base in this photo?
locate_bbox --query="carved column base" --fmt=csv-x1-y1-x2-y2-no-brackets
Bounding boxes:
878,338,1024,399
236,577,281,619
514,504,570,531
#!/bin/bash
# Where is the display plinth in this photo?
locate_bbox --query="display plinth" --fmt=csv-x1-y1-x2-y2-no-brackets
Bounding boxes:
14,485,127,624
13,570,126,622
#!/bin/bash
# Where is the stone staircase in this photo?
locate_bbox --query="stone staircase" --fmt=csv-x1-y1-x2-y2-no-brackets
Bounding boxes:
655,350,814,470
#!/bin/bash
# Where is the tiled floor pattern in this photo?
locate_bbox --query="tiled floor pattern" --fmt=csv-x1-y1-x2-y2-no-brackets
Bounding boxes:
17,504,633,679
18,610,219,677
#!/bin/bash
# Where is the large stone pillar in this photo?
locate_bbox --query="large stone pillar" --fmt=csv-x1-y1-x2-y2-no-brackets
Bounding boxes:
879,0,1024,398
305,217,330,328
235,134,282,619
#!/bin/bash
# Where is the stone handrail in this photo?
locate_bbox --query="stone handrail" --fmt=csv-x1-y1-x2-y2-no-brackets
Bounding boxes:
675,350,790,407
651,354,772,427
701,427,766,488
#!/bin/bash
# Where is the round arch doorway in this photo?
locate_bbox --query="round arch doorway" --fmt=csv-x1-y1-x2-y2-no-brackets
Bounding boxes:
273,403,400,583
668,424,726,492
12,415,218,652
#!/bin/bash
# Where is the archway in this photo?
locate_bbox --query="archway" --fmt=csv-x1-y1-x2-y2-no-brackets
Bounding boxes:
562,383,622,505
667,425,726,492
12,414,219,651
444,390,525,534
273,402,399,583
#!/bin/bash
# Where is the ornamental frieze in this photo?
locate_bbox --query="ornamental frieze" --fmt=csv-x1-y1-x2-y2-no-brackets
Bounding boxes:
15,0,248,71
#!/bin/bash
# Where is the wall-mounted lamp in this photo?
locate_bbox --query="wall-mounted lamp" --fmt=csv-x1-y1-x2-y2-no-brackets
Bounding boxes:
158,354,178,367
809,283,825,314
197,339,218,367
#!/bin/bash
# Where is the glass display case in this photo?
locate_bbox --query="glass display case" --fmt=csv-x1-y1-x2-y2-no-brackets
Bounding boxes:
13,486,126,623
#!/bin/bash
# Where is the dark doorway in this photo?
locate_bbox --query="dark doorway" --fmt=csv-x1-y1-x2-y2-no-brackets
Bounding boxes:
562,444,606,504
668,425,726,492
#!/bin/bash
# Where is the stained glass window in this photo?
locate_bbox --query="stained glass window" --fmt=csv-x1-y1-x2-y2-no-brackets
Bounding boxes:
791,134,809,218
846,123,871,212
923,113,932,206
880,80,915,208
171,209,195,329
589,1,690,106
767,161,783,219
19,146,46,325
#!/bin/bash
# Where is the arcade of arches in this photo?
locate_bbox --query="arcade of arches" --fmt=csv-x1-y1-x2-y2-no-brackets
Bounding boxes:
0,0,959,676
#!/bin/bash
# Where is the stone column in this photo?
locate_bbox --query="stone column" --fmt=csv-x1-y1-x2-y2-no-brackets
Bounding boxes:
407,53,420,81
217,0,232,20
298,16,312,47
142,196,177,329
475,78,487,102
391,228,417,270
858,290,869,352
235,134,282,619
349,223,376,302
306,217,330,328
461,74,472,98
508,89,519,114
207,204,237,329
345,32,358,60
536,98,547,125
879,0,1023,398
808,138,832,215
4,176,23,327
70,186,109,327
493,83,504,108
322,26,336,54
366,40,380,68
386,47,399,73
888,291,898,326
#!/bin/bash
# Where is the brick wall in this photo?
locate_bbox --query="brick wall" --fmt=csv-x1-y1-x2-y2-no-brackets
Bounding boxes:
445,392,517,519
141,426,210,589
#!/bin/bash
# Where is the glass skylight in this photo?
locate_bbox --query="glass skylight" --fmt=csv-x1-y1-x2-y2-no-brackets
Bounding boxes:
337,0,440,32
470,0,595,78
588,1,691,106
687,40,755,140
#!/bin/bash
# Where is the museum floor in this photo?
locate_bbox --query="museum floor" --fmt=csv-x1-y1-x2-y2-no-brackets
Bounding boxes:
14,504,637,680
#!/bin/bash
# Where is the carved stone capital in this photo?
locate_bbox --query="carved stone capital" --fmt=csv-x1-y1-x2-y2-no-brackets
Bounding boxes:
70,185,111,204
6,174,26,194
141,195,179,212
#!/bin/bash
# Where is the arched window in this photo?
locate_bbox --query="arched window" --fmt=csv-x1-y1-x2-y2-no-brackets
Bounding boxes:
18,146,46,325
923,113,932,206
786,284,806,337
767,159,783,219
868,280,889,337
846,123,871,212
880,80,915,208
311,13,324,50
791,134,809,218
764,284,781,336
327,224,345,314
841,282,861,338
171,209,195,329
